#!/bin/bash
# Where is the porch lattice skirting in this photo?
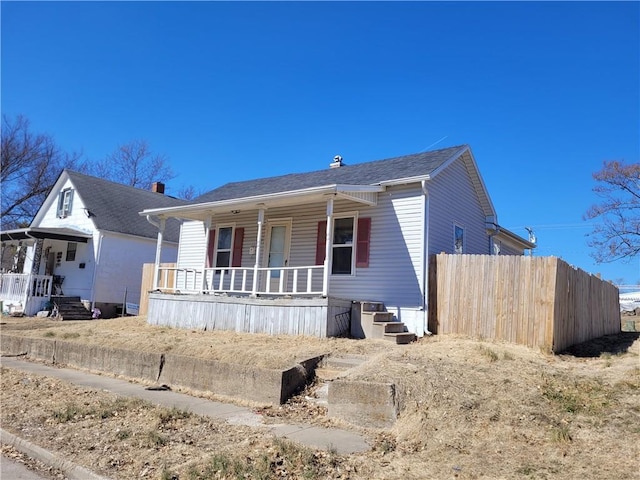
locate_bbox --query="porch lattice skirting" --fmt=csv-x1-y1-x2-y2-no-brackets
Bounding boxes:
146,293,353,338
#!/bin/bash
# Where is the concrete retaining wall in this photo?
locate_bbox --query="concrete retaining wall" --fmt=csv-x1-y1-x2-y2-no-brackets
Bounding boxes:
1,334,320,405
328,380,399,429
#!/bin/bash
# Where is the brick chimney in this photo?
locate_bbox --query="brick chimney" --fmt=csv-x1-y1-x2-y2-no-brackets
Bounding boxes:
151,182,165,194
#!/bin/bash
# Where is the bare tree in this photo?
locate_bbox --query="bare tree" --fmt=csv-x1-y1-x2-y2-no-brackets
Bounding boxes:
90,139,175,190
585,160,640,263
175,184,203,201
1,114,84,229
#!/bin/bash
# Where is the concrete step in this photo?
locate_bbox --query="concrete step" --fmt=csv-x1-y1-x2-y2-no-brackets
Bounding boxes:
54,301,92,320
322,354,368,370
361,301,385,312
383,332,416,344
315,367,345,381
51,296,82,304
372,321,406,334
361,311,394,322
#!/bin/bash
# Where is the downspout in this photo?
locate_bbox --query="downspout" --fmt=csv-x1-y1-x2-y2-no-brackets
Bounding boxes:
89,233,104,310
421,180,432,335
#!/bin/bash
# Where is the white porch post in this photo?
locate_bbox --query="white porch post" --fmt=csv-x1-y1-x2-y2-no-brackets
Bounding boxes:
252,208,265,296
201,218,211,292
152,218,166,290
322,197,334,297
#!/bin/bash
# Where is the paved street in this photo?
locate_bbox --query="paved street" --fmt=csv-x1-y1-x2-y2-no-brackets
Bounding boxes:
1,455,51,480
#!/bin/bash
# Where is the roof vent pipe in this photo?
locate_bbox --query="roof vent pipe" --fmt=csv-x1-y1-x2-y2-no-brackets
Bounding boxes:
330,155,344,169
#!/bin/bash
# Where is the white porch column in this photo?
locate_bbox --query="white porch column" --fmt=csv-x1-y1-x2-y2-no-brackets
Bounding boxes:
252,208,265,296
322,197,334,297
152,218,166,290
201,217,212,292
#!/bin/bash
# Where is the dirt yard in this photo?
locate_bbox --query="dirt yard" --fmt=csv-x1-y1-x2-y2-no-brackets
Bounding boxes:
1,316,639,480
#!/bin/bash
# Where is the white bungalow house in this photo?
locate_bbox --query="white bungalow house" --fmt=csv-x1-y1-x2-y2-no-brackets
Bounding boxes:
140,145,534,339
0,170,184,318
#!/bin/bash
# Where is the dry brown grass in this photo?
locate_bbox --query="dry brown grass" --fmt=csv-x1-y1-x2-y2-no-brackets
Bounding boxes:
2,315,640,479
0,316,389,369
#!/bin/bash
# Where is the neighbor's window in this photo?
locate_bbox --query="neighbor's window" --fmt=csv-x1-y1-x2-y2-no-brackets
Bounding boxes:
332,217,354,274
57,188,74,218
454,224,464,254
66,242,77,261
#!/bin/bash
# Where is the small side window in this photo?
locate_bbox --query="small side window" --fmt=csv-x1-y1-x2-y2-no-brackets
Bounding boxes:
454,224,464,254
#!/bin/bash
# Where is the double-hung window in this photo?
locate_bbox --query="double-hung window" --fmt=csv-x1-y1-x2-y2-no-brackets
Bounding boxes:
315,216,371,275
215,226,233,271
57,189,74,218
207,225,245,272
332,217,355,274
66,242,77,261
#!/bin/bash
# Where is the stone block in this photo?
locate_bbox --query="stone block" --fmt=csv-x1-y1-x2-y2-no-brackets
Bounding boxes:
328,380,399,428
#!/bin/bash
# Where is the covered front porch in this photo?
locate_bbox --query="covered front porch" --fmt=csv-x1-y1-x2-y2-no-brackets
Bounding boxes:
141,183,385,337
0,227,92,316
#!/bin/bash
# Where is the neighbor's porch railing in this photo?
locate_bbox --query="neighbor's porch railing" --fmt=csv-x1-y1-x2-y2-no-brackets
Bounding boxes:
0,273,53,315
155,265,325,296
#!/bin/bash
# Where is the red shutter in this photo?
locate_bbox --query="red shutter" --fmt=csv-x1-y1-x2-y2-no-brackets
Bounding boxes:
206,229,216,268
315,221,327,265
232,227,244,267
356,217,371,268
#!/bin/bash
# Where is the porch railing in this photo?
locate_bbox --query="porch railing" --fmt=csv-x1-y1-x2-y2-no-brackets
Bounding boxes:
155,265,324,296
0,273,53,315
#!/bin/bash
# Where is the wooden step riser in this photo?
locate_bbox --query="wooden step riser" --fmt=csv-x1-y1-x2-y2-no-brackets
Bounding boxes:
372,322,406,334
383,333,416,344
361,312,394,322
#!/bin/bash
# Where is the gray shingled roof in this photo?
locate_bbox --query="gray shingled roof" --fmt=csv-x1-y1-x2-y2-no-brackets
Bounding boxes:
194,145,468,204
65,171,186,242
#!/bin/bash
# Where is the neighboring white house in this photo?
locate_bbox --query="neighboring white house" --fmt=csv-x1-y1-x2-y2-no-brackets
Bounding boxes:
0,170,184,317
139,144,535,338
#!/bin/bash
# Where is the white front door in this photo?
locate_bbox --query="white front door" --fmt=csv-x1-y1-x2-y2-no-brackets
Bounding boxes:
264,220,291,293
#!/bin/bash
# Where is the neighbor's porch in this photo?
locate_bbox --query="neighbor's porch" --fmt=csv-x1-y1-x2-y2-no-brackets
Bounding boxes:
1,227,92,316
0,273,53,316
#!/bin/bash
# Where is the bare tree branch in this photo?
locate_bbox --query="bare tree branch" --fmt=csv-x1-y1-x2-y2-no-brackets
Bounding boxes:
585,160,640,263
1,114,84,229
90,139,175,190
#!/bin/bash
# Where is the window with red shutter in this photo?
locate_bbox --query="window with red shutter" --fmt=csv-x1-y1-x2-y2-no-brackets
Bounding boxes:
356,217,371,268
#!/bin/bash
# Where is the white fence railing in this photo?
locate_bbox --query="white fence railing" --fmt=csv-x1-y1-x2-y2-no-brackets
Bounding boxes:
0,273,53,316
155,265,325,296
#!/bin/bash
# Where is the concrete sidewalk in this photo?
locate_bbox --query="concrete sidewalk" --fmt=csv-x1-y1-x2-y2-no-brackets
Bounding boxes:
1,357,370,458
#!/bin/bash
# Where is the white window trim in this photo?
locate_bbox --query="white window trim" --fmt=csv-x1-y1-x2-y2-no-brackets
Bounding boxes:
212,223,236,271
58,188,73,218
331,212,359,276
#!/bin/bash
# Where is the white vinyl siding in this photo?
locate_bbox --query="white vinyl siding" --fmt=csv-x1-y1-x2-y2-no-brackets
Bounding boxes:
427,156,490,256
330,185,424,308
94,233,177,304
177,221,207,270
174,188,425,307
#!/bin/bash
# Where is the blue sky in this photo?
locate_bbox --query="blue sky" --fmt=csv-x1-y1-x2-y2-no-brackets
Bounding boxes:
2,1,639,285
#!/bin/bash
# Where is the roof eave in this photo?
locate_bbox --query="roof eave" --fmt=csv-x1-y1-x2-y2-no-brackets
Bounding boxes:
493,226,537,250
140,184,385,220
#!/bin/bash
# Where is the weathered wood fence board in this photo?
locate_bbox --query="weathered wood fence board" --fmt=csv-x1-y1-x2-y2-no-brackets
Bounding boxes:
428,254,620,352
139,263,176,316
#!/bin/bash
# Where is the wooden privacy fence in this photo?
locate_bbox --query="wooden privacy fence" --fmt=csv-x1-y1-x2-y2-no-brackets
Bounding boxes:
428,254,620,353
139,263,176,316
